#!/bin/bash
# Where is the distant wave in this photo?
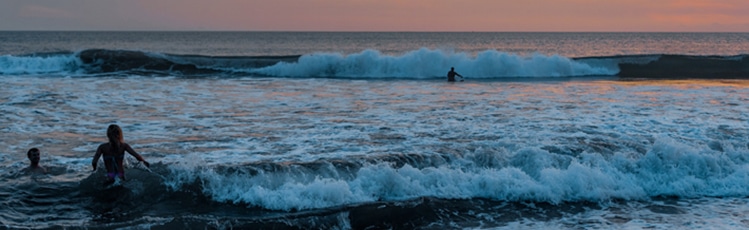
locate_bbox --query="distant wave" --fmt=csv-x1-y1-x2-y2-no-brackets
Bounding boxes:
0,52,83,75
2,48,749,79
247,48,616,78
0,49,299,76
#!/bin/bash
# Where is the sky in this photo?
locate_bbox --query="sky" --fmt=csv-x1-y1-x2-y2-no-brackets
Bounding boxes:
1,0,748,32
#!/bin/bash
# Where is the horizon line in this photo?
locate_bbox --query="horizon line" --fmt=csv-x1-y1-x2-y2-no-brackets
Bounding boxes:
1,29,748,33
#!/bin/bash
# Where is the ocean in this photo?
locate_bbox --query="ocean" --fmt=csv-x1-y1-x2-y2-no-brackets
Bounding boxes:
2,31,749,229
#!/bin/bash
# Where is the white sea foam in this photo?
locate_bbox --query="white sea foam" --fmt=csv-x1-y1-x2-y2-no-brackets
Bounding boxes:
3,74,749,224
0,48,621,78
0,54,81,75
6,32,749,229
158,133,749,211
253,48,618,78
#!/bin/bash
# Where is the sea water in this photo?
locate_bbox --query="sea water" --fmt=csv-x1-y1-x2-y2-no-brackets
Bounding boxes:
2,32,749,229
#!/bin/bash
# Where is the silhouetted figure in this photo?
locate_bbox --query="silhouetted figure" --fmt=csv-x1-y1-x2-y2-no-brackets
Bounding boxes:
447,67,463,82
25,148,47,174
92,124,150,184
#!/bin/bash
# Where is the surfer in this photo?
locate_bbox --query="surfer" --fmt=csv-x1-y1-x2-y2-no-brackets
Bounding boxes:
447,67,463,82
92,124,150,183
24,148,47,174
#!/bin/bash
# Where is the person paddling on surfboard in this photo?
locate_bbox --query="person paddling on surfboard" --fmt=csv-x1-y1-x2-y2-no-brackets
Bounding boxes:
447,67,463,82
92,124,150,184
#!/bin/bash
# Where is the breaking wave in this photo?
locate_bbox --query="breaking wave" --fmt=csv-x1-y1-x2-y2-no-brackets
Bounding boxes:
2,48,749,79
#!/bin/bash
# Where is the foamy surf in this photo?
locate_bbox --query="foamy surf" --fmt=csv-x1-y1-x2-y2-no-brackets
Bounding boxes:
4,31,749,229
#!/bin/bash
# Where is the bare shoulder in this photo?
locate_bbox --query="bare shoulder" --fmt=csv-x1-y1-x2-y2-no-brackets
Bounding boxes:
122,142,137,152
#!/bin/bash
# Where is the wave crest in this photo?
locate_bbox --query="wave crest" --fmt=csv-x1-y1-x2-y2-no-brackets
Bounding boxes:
253,48,617,78
0,53,82,75
155,134,749,212
2,49,749,79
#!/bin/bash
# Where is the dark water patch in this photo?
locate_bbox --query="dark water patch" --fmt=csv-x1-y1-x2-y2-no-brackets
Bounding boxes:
75,49,300,76
348,198,603,229
645,204,686,214
137,198,604,229
79,49,207,74
612,54,749,79
542,145,584,156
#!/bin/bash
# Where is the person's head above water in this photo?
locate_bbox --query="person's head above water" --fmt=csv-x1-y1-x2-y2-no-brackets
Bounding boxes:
451,67,455,71
107,124,124,145
25,147,47,173
27,148,41,166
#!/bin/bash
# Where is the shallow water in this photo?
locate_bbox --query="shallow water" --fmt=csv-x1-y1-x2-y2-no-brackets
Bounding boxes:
3,32,749,229
3,75,749,228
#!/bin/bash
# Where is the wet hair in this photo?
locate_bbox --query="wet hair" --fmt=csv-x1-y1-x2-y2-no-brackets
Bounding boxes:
107,124,124,153
27,148,39,158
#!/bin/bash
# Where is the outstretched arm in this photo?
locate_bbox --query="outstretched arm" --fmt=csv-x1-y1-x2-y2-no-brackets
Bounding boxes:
92,146,102,171
123,143,150,167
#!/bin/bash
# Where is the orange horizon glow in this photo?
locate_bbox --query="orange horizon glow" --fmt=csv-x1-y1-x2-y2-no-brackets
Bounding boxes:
1,0,748,32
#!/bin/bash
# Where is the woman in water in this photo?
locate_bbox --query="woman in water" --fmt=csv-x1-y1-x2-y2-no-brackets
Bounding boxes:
92,124,150,183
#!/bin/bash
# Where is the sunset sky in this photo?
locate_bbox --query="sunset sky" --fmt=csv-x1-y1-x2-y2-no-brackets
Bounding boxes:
1,0,748,32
